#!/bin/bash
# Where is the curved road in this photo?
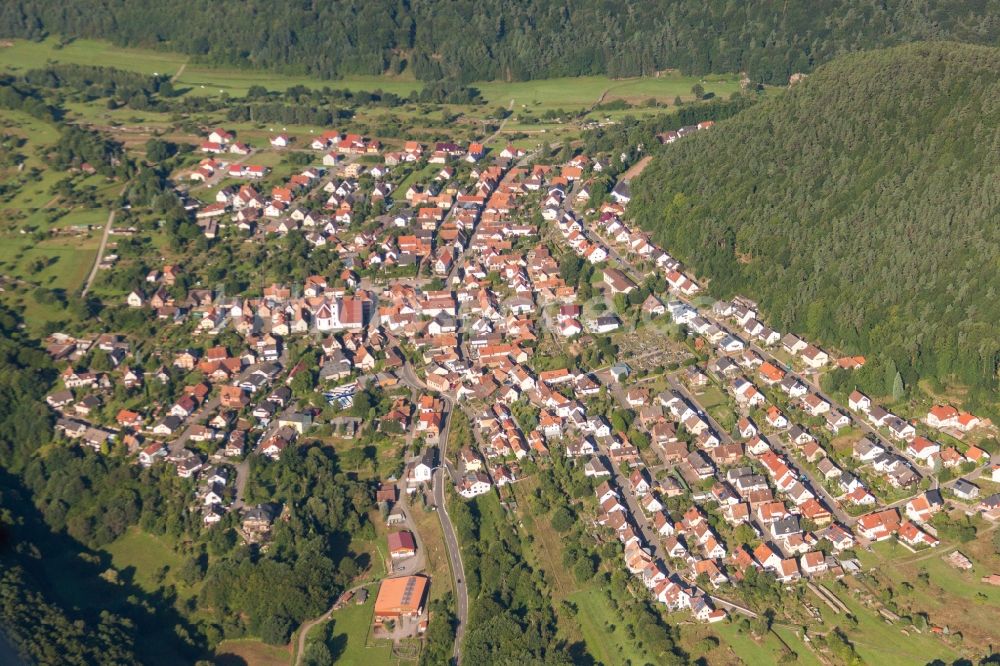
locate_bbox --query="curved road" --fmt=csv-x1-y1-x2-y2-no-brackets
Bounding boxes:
399,363,468,664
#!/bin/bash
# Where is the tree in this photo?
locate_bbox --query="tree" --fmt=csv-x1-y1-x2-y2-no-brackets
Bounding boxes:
691,83,705,100
551,507,575,532
892,371,904,401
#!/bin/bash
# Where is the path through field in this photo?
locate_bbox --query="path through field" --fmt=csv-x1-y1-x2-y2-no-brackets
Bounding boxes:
81,183,127,297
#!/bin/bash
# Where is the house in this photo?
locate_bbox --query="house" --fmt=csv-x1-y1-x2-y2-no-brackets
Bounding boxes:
584,456,611,478
800,551,828,576
927,405,960,429
629,468,652,496
905,492,942,523
856,509,900,542
139,442,167,466
953,479,980,501
457,472,492,498
898,521,939,548
848,390,871,412
411,448,436,485
800,345,829,368
388,530,417,559
602,268,637,295
906,436,940,461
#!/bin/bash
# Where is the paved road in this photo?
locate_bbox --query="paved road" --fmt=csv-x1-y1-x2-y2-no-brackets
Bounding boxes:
81,184,128,297
588,214,932,517
398,363,468,663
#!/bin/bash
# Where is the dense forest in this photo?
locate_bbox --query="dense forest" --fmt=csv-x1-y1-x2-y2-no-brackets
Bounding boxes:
3,0,1000,83
630,42,1000,412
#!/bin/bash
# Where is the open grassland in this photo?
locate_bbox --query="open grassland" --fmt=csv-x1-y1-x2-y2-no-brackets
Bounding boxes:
682,619,805,666
477,72,741,110
309,584,397,666
0,38,740,111
854,526,1000,652
508,477,660,664
0,38,188,76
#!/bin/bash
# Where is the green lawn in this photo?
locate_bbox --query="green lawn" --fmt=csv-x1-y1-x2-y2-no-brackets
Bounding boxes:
567,587,658,665
102,527,198,599
697,385,729,410
710,622,796,666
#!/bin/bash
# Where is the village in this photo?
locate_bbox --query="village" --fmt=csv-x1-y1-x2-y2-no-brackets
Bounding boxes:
38,118,1000,656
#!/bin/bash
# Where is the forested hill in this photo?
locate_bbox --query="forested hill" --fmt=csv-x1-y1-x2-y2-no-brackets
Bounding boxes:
2,1,1000,84
630,43,1000,406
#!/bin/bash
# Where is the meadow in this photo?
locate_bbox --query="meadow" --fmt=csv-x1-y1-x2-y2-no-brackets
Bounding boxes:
0,38,740,111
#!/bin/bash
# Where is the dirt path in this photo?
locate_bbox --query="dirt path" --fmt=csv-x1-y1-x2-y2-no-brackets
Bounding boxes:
483,98,514,145
619,155,652,181
171,61,188,84
81,183,127,297
293,582,373,666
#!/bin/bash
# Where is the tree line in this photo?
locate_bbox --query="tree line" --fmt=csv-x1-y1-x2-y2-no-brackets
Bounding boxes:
3,0,1000,84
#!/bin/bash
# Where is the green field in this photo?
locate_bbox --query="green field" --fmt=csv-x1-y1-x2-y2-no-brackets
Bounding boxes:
214,638,290,666
0,38,188,76
567,587,658,665
0,38,740,111
815,582,961,665
305,584,395,666
477,72,741,111
103,528,199,599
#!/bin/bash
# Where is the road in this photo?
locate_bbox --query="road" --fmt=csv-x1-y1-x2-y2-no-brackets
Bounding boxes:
81,184,128,297
586,207,932,517
398,363,468,663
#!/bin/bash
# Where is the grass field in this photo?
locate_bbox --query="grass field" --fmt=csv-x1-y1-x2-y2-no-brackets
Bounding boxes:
214,639,291,666
0,38,188,76
816,581,961,665
320,584,396,666
477,72,741,111
567,587,658,665
853,527,1000,652
0,38,741,112
103,527,202,601
690,619,801,665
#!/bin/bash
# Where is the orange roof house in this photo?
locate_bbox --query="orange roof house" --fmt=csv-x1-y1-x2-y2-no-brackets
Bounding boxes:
374,575,429,620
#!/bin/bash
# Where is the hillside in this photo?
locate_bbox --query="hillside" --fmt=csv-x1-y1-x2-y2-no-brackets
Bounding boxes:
630,43,1000,405
2,1,1000,84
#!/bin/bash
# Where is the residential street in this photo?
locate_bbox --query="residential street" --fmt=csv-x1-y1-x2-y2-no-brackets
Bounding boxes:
398,362,468,663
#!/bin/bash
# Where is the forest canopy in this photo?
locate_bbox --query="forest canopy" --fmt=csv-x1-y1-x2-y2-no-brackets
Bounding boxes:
2,1,1000,83
630,43,1000,406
